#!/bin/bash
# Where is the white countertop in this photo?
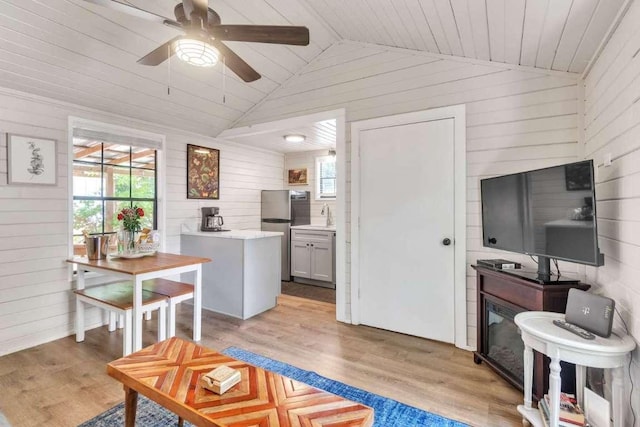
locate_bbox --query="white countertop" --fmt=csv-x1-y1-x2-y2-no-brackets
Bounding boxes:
182,230,284,240
291,225,336,231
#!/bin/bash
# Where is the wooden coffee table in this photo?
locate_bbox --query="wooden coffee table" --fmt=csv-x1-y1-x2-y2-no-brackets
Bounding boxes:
107,337,374,427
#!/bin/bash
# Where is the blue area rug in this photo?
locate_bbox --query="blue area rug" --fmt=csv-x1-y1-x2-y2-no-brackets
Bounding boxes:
80,347,467,427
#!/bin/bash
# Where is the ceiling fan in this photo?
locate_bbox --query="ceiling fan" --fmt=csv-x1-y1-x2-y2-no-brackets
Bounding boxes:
86,0,310,82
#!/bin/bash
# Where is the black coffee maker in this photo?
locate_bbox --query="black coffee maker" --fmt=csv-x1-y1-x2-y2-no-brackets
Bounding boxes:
201,207,225,231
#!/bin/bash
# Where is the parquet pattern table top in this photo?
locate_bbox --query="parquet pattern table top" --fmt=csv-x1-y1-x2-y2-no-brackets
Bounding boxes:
107,337,374,427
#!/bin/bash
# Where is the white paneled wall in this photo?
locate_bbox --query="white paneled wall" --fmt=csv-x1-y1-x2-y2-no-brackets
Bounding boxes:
583,0,640,423
237,40,580,344
284,149,336,226
0,87,283,356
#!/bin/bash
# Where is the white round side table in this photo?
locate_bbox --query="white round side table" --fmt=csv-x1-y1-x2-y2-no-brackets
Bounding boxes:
514,311,636,427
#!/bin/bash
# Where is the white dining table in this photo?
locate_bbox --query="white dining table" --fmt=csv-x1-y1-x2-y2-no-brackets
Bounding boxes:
67,252,211,352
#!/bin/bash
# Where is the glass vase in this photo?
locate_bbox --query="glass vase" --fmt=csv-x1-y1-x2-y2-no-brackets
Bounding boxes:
118,230,136,254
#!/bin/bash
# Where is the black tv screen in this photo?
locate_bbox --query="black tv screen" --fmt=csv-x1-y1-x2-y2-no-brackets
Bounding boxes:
480,160,603,267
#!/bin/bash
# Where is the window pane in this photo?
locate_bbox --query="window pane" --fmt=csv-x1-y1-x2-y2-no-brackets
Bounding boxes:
136,201,155,230
105,201,134,233
321,178,336,195
73,140,102,163
320,160,336,179
104,143,131,167
131,149,156,169
73,200,103,235
107,201,154,232
73,162,102,197
104,165,131,198
73,137,158,236
132,169,156,198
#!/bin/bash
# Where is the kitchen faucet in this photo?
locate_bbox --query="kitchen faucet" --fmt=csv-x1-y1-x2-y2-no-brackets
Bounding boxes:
321,203,333,227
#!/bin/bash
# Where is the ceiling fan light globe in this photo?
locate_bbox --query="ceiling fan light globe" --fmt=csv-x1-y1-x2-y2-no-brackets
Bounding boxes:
175,38,219,67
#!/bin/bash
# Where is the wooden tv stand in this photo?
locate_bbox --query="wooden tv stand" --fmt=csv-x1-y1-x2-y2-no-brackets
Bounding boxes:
471,265,590,400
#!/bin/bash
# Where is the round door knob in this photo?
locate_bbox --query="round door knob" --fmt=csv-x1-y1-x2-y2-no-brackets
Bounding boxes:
442,238,451,246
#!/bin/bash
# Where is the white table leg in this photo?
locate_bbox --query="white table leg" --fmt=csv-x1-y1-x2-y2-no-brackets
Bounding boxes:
158,303,166,341
193,264,202,342
168,301,176,338
549,356,562,427
75,269,85,342
523,344,534,410
133,276,143,352
576,364,586,407
108,312,117,332
612,366,625,427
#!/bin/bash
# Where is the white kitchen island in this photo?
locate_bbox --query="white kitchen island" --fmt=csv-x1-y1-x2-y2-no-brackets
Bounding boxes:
180,230,283,319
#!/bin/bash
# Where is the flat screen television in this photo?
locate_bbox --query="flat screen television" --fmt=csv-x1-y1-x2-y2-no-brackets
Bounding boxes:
480,159,604,283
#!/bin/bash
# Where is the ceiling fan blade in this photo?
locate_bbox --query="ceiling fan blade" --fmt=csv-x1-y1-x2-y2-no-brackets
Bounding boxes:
84,0,181,28
211,41,261,82
137,36,182,66
209,25,310,46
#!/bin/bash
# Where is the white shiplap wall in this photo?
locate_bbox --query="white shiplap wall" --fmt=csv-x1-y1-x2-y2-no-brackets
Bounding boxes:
236,41,581,345
284,149,336,226
583,0,640,422
0,87,283,356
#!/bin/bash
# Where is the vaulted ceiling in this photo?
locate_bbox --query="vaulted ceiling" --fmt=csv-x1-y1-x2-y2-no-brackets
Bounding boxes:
0,0,627,138
305,0,626,74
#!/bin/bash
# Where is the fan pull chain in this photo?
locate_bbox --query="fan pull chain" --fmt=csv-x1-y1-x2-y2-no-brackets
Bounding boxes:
222,56,226,104
167,44,171,96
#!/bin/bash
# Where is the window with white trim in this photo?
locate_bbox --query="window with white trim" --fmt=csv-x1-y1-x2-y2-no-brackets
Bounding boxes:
315,155,336,200
71,127,160,256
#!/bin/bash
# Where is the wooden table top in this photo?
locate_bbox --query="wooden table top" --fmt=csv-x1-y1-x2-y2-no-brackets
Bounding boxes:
67,252,211,275
107,337,374,427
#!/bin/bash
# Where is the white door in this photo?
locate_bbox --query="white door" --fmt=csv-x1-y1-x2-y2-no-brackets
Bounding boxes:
358,118,455,343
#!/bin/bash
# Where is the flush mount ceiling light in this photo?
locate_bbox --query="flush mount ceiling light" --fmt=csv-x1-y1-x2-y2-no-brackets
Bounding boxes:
284,134,306,143
174,38,220,67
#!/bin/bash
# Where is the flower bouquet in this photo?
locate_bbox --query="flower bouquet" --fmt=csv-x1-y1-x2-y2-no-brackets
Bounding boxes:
116,206,144,253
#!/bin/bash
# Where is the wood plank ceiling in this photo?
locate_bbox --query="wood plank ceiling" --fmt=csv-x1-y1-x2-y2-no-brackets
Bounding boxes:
303,0,625,74
0,0,627,140
0,0,338,137
222,119,337,153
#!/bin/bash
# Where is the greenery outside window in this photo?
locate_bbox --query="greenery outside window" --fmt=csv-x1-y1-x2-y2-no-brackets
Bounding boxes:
315,155,336,200
72,139,157,255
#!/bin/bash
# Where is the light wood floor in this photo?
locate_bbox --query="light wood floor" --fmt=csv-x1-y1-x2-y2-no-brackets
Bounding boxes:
0,296,522,427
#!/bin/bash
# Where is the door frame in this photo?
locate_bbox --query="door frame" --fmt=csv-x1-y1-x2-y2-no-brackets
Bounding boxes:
219,109,349,322
350,105,467,349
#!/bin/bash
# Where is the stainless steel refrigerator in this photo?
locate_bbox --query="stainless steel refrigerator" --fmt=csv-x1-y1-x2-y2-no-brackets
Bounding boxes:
261,190,310,281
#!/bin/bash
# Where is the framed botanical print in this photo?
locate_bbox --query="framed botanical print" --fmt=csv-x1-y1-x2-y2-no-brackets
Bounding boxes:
7,134,57,185
187,144,220,199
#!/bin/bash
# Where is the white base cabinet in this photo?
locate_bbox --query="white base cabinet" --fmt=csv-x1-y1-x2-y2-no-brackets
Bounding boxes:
291,228,335,286
181,231,282,320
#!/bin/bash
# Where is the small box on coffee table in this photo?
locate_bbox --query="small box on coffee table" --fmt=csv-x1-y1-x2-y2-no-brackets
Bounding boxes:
199,365,241,394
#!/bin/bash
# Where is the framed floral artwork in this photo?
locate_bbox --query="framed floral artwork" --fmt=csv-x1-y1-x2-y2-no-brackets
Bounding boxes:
187,144,220,199
7,134,57,185
288,168,308,185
